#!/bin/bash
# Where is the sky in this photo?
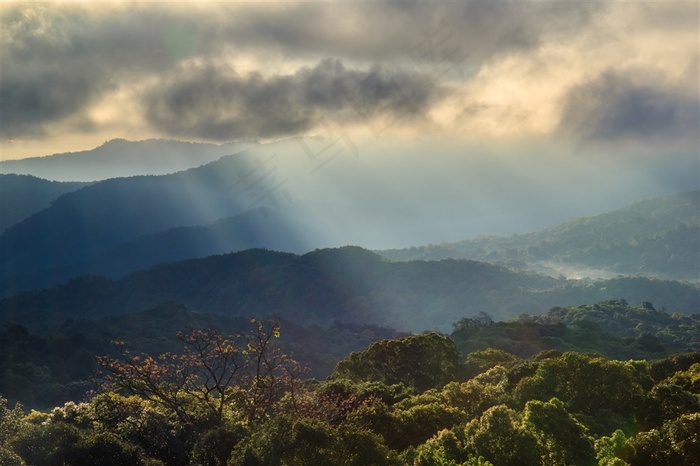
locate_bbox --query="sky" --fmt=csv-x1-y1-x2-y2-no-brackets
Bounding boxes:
1,1,699,241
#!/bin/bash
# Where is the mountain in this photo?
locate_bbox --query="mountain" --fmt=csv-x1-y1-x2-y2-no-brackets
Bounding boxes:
0,174,90,232
0,152,280,295
2,137,697,300
1,246,697,333
0,138,256,182
1,138,359,296
379,191,700,282
1,207,310,294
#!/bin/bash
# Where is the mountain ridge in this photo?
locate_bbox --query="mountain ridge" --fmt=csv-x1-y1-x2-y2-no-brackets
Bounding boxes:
378,190,700,282
0,138,257,182
1,246,697,334
0,174,91,233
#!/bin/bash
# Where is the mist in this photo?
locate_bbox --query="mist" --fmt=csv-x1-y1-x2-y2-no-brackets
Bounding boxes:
219,135,699,250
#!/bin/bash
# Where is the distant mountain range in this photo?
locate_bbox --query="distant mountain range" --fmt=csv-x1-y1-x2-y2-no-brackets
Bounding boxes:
0,138,255,182
1,246,697,334
1,138,697,340
0,150,307,296
379,191,700,282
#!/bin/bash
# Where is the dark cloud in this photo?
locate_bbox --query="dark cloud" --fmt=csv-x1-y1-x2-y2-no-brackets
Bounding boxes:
558,71,700,145
0,1,603,138
1,64,99,137
143,59,440,140
211,1,601,64
0,4,189,137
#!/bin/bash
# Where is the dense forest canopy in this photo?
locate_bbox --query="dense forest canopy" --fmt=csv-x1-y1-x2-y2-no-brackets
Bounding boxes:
1,312,698,465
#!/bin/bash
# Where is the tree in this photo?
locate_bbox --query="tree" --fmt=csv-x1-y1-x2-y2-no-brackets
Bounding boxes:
464,348,520,378
97,320,302,426
512,352,645,434
331,333,464,392
228,415,399,466
453,313,494,336
0,397,26,466
463,405,543,466
522,398,596,465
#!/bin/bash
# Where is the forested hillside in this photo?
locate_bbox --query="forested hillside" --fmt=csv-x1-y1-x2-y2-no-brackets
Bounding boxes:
0,143,317,297
380,191,700,282
0,208,309,295
0,174,90,232
1,299,697,412
1,247,697,333
0,159,251,292
2,315,698,465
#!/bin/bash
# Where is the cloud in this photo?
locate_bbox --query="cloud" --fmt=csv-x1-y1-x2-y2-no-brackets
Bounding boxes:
0,4,189,137
211,1,601,64
143,59,441,140
0,1,604,140
558,71,700,147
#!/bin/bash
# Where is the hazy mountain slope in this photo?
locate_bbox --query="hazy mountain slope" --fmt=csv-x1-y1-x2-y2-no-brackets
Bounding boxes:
0,207,310,295
0,138,255,182
0,153,274,292
379,191,700,281
1,247,697,333
0,174,90,232
0,137,378,296
2,138,697,302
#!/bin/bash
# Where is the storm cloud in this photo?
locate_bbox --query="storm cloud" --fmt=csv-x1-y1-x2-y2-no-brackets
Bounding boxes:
1,4,193,137
144,59,441,140
558,71,700,147
0,1,602,141
0,1,697,162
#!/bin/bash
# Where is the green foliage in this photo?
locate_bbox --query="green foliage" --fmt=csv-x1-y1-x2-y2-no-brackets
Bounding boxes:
513,352,646,435
0,397,24,445
331,332,464,392
390,401,466,451
2,317,699,465
453,301,700,365
522,398,596,465
414,429,494,466
622,413,700,466
11,422,82,466
463,405,543,466
228,415,398,466
464,348,520,378
190,424,248,466
0,447,26,466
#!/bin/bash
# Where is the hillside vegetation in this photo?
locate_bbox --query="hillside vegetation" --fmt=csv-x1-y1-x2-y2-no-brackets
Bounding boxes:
1,299,697,412
380,191,700,282
1,247,698,334
0,174,90,233
1,313,698,465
